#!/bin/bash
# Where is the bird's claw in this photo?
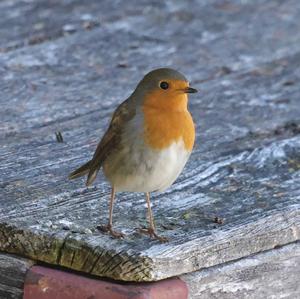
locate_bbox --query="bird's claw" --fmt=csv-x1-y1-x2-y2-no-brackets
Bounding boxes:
138,227,168,243
97,224,125,239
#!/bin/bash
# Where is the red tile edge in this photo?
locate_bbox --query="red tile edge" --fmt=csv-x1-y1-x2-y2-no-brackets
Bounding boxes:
23,265,188,299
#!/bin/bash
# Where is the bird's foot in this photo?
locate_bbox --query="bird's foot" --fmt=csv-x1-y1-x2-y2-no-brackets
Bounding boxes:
97,224,125,239
138,227,168,243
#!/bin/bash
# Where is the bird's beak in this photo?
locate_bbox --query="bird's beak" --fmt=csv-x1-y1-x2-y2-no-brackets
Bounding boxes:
184,87,198,94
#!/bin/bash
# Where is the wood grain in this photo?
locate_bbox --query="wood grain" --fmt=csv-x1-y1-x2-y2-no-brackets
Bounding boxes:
0,0,300,282
0,254,34,299
182,242,300,299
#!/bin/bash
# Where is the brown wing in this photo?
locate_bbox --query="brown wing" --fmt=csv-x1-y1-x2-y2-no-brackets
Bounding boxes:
86,98,135,186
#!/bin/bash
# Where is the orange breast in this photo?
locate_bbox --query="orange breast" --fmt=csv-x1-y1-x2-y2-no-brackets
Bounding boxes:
142,101,195,151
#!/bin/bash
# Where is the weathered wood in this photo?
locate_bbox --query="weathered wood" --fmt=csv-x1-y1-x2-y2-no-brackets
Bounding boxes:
1,0,300,58
2,0,300,140
0,0,300,283
182,242,300,299
0,0,102,52
1,56,299,280
0,253,34,299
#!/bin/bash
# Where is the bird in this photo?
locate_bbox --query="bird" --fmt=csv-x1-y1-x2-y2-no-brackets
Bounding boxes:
69,68,197,242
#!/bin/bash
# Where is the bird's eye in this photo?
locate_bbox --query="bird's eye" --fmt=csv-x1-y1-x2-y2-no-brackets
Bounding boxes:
159,81,169,90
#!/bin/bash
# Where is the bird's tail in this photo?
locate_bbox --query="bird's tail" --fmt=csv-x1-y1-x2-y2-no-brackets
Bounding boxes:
69,160,100,186
69,160,91,180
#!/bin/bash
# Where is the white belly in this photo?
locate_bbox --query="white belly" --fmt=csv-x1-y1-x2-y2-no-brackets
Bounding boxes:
103,138,191,192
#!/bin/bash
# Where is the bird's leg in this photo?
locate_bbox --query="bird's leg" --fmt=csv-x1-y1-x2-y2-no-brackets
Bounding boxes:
139,192,168,242
97,187,124,238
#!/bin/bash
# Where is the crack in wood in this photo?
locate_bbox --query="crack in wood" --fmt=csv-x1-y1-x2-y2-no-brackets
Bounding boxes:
121,261,150,278
101,250,127,275
70,250,76,267
55,234,70,264
88,249,106,274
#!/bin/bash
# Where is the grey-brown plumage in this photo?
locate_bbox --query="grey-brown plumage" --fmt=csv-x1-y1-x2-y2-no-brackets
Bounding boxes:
69,98,136,185
69,68,187,186
69,68,197,241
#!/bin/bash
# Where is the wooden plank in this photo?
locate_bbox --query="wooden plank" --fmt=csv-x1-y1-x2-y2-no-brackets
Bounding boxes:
2,0,300,139
182,242,300,299
1,0,300,58
0,0,300,282
0,54,299,280
0,253,34,299
0,0,101,52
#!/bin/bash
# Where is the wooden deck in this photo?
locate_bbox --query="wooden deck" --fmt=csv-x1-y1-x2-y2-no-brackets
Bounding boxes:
1,0,300,290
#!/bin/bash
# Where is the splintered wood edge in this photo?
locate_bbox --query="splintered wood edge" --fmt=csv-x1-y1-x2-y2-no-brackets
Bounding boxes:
0,206,299,282
0,223,153,282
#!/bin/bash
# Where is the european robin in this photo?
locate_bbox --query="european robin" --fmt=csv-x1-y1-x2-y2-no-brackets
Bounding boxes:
69,68,197,242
